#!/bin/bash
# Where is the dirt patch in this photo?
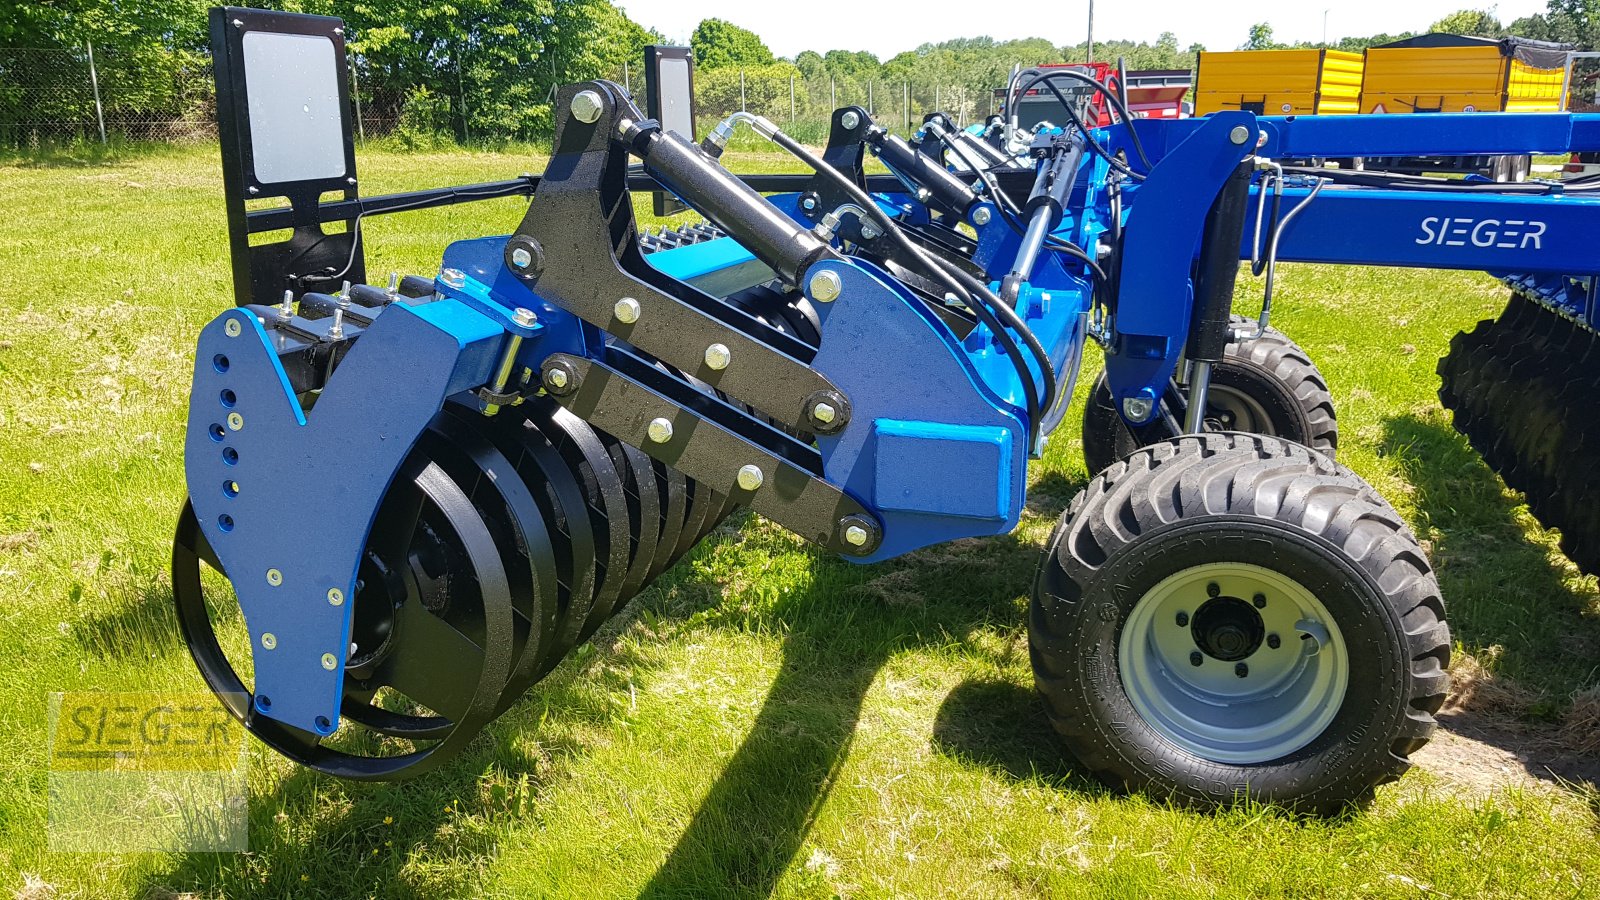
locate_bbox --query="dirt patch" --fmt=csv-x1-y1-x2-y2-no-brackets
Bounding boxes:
1412,656,1600,796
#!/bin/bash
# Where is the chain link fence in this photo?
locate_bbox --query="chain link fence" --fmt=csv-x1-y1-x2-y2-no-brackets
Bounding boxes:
1,45,995,150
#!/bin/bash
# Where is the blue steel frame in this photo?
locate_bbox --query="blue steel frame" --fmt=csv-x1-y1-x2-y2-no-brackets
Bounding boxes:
187,108,1600,735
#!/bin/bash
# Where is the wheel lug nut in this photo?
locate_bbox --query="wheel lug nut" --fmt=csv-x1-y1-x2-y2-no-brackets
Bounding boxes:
1267,633,1281,649
1253,593,1266,609
1189,651,1203,667
1206,582,1220,597
1235,662,1249,678
1175,611,1189,627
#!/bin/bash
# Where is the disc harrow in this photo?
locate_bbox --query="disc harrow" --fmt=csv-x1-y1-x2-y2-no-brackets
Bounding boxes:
176,6,1600,808
1439,286,1600,573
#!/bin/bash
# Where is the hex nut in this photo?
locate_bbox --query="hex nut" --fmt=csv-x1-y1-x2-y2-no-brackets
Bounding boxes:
844,524,869,547
571,90,604,124
808,270,842,303
510,247,533,269
811,402,837,425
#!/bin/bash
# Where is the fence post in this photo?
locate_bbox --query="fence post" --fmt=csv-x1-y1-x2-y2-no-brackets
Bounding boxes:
85,41,108,145
740,69,746,113
350,55,367,143
830,77,836,111
903,81,909,131
624,61,630,94
935,83,940,113
868,80,873,113
789,74,795,122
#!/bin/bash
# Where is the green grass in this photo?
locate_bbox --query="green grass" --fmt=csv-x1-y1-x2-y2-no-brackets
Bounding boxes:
2,143,1598,899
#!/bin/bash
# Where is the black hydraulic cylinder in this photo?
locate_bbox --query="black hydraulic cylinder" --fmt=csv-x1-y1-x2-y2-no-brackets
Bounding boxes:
636,128,838,284
1187,160,1254,362
869,132,979,217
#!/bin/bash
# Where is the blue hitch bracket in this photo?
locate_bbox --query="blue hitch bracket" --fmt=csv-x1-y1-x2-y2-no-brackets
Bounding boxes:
184,301,504,734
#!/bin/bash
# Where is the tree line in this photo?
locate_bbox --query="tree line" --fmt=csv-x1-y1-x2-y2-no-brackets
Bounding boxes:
2,0,1595,145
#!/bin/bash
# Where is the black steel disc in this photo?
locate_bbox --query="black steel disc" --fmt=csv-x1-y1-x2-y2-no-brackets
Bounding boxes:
525,400,633,644
597,433,663,605
171,453,515,780
472,403,600,678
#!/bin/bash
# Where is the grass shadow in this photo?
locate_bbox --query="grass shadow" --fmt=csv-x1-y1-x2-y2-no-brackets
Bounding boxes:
642,527,1071,897
70,577,186,660
930,679,1088,785
1380,412,1600,788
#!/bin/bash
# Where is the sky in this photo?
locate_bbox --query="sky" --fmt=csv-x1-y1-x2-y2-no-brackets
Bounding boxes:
616,0,1552,59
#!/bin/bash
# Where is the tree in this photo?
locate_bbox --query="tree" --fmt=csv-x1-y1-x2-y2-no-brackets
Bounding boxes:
1242,22,1282,50
1429,9,1506,36
689,18,774,69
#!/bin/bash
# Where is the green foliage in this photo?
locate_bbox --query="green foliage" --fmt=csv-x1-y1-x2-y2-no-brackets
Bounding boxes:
695,62,809,119
1243,22,1282,50
689,18,774,69
1429,9,1507,37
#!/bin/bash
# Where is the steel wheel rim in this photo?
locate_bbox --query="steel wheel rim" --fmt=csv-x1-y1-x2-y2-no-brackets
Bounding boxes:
1118,562,1349,764
1206,384,1275,434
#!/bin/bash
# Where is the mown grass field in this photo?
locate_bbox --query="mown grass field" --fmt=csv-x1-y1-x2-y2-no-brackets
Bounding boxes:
1,142,1598,899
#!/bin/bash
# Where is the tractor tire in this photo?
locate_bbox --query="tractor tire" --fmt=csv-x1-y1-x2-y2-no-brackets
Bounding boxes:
1081,318,1337,474
1031,433,1450,813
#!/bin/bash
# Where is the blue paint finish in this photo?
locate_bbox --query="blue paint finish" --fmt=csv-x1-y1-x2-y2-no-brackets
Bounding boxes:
645,235,757,281
185,301,501,734
873,419,1012,520
807,258,1027,561
1104,111,1255,424
1257,184,1600,275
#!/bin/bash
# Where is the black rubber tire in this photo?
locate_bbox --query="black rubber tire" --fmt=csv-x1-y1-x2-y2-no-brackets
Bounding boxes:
1081,318,1337,475
1031,433,1450,813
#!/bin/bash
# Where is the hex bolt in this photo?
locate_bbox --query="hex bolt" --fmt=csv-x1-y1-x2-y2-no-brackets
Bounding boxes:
261,632,277,650
1235,662,1249,678
224,318,242,338
510,247,533,269
1189,651,1203,667
570,90,604,124
1122,395,1153,421
327,587,344,606
483,309,536,416
1267,633,1281,649
321,652,339,671
278,289,294,321
647,417,674,443
736,464,764,491
808,269,842,303
227,412,244,431
844,524,870,547
1229,124,1251,145
973,206,992,226
841,110,860,130
439,267,466,289
801,196,818,211
1253,593,1267,609
1175,611,1189,627
266,568,282,586
546,368,570,390
704,343,732,371
614,297,641,324
812,402,837,425
512,308,537,328
1206,582,1221,598
859,220,882,240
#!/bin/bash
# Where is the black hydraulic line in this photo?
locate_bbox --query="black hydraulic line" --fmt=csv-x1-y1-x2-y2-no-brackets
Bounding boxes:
765,127,1053,443
1012,69,1155,171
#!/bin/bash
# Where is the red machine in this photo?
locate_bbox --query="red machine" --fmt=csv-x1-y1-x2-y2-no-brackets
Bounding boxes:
997,63,1192,129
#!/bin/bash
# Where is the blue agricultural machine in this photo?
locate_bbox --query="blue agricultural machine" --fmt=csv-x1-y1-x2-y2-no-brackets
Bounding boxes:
177,8,1600,811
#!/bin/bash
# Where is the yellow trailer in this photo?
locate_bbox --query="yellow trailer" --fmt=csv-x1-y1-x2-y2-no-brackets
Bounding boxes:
1360,34,1569,114
1194,49,1364,116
